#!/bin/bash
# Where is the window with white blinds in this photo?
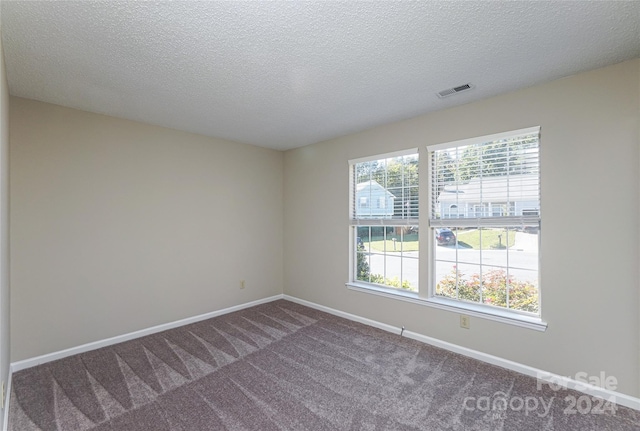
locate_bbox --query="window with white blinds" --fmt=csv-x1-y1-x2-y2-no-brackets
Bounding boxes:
351,150,419,224
350,150,419,292
346,128,543,324
428,127,540,315
429,127,540,228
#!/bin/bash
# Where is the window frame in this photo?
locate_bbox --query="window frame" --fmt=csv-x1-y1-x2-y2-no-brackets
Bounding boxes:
427,126,541,315
348,148,419,293
346,129,546,331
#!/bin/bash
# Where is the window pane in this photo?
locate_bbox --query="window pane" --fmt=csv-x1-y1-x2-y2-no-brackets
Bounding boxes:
354,225,418,292
354,154,418,220
385,255,404,286
431,132,539,221
356,246,371,283
368,250,386,282
402,255,419,292
434,226,539,314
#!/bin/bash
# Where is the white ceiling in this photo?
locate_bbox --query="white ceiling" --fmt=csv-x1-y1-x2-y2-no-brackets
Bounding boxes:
1,1,639,151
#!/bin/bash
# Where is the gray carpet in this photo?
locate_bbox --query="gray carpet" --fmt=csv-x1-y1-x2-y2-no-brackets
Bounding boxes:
8,300,640,430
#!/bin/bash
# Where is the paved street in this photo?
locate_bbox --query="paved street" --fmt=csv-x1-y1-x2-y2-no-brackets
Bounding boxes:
364,232,538,290
434,246,538,285
367,250,419,289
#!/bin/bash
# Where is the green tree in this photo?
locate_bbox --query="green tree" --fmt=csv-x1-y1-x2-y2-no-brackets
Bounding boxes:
432,150,456,204
366,156,418,218
356,246,370,281
430,136,538,213
455,137,538,182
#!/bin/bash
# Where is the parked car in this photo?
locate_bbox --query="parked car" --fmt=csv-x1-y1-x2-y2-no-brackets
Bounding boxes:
435,228,456,246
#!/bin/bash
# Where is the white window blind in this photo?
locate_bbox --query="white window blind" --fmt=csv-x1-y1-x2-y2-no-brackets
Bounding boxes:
429,127,540,228
350,150,419,226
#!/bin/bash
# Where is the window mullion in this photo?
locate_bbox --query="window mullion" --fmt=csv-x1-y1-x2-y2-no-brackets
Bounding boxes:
506,228,511,309
479,227,483,304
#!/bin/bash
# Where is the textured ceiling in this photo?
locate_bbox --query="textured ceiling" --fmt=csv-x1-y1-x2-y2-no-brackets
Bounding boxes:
1,1,639,150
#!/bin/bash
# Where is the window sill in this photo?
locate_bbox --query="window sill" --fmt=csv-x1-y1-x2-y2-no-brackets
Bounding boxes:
345,282,547,332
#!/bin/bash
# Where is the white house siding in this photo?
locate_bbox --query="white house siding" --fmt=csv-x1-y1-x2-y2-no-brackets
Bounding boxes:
355,180,395,218
438,174,538,219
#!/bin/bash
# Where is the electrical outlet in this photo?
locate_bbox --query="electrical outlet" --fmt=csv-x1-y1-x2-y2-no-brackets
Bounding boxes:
240,280,245,289
460,315,470,329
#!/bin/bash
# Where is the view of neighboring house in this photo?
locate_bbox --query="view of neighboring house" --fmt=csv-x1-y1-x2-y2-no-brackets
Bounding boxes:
355,180,395,218
437,174,539,219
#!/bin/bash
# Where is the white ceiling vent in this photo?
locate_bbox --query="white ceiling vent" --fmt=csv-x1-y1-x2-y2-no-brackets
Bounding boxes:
437,83,474,98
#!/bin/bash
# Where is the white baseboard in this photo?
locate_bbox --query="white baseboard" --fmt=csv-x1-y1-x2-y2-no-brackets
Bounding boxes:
283,294,640,412
2,370,11,431
10,294,284,373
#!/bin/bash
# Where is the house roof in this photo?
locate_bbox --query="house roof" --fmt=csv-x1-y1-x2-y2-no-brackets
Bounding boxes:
1,2,639,150
356,181,396,198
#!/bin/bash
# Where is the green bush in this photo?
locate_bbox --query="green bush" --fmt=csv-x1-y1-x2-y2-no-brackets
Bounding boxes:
436,268,538,313
369,274,415,291
357,247,415,291
356,249,370,281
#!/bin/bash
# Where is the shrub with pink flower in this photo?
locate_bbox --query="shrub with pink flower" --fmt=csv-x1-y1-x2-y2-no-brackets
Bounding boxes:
436,268,538,313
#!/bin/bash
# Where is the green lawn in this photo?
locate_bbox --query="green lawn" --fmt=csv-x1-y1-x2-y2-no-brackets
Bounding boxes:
369,240,419,252
368,233,419,252
456,228,516,250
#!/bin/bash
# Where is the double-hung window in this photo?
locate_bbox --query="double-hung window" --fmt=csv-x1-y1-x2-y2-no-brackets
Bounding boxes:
348,127,542,325
349,150,419,292
429,127,540,314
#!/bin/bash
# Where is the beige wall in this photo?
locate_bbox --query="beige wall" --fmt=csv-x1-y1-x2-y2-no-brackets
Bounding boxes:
284,59,640,397
0,15,11,413
7,57,640,398
10,98,284,361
